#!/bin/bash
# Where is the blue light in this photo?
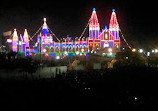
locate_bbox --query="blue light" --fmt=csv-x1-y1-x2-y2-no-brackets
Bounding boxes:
42,29,49,34
112,9,115,12
50,53,54,56
104,26,107,29
93,8,96,11
26,51,30,56
69,53,73,56
86,53,89,56
109,42,114,47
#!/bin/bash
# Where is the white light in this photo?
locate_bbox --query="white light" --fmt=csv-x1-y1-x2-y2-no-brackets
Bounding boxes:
155,49,158,53
109,52,112,56
43,49,47,53
152,50,155,53
76,51,79,55
81,49,84,52
56,56,60,60
134,97,137,100
64,51,68,55
44,18,46,22
102,53,106,56
7,39,12,43
132,48,136,52
108,48,112,52
147,52,150,57
139,49,143,53
126,56,129,59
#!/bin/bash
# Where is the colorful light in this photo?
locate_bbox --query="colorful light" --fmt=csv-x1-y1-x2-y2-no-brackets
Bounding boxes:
10,9,122,56
89,8,100,40
23,29,30,52
109,9,119,40
12,29,18,52
42,18,49,35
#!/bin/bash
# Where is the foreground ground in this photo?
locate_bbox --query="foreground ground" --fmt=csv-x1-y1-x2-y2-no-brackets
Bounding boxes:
1,67,158,110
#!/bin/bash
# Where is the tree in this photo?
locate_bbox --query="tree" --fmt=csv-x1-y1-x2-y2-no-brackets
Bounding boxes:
114,50,145,68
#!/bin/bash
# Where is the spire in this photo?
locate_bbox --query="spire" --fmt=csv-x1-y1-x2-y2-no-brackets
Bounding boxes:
89,8,100,39
12,29,18,52
23,29,29,42
109,9,119,29
42,18,49,35
90,8,99,26
23,29,29,48
13,29,18,39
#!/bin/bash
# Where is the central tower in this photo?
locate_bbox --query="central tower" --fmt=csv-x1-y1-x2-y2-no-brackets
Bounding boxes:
88,8,100,51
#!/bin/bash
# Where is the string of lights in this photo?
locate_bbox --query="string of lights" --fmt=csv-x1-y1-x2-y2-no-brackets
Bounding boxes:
30,25,43,41
48,26,60,41
119,28,132,50
79,19,91,39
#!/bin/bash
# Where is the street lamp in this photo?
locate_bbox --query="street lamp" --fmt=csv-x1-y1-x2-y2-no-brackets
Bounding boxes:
147,52,150,67
147,52,150,57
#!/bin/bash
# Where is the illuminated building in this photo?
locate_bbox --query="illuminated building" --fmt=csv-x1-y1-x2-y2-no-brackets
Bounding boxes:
9,8,121,57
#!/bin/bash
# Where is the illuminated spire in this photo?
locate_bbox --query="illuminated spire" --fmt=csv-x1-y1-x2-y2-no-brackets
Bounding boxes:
24,29,29,41
42,18,49,35
12,29,18,52
23,29,29,47
13,29,18,38
90,8,99,27
89,8,100,39
109,9,119,29
109,9,119,40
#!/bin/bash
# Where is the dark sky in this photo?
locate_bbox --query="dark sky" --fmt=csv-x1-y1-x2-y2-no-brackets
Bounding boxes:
0,0,158,48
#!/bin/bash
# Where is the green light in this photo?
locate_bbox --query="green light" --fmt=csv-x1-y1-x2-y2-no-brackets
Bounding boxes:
56,53,59,56
45,45,49,49
73,52,75,56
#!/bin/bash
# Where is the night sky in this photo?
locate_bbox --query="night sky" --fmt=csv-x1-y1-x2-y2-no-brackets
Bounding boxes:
0,0,158,48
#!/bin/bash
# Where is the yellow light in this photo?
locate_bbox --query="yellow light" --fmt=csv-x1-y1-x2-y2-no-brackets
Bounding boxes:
132,48,136,52
45,53,49,56
108,48,112,52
